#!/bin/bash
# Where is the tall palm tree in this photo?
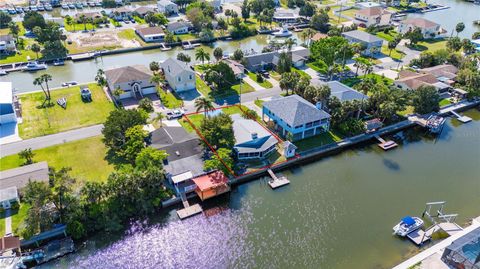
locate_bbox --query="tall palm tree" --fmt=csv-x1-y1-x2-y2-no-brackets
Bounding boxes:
153,112,165,127
149,61,160,74
79,14,88,31
195,48,210,65
284,38,297,51
33,77,49,106
41,74,52,100
31,43,41,59
213,47,223,62
194,97,214,121
65,16,74,31
150,73,165,89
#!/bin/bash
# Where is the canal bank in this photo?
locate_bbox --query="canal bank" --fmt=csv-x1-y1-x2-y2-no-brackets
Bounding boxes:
41,109,480,269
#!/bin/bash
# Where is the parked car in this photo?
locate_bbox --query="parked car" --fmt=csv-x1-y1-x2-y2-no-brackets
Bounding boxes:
80,87,92,102
166,109,185,120
262,71,270,78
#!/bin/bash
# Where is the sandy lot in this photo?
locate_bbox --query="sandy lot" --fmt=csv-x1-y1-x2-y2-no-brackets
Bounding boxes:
68,30,141,49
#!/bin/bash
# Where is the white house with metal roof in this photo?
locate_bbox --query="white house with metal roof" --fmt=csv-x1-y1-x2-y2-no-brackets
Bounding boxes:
262,95,331,141
342,30,383,56
231,114,278,160
161,58,196,92
0,82,17,125
311,80,369,102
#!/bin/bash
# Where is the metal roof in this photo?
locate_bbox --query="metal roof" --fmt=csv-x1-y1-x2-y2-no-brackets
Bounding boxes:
171,171,193,184
342,30,383,43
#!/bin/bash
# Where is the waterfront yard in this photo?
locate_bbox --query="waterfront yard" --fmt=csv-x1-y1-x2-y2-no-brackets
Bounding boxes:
411,39,447,52
195,75,255,99
247,71,273,88
0,136,114,183
18,83,114,139
294,131,344,152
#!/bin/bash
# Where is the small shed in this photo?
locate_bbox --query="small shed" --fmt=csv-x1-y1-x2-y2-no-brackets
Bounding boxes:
192,171,230,201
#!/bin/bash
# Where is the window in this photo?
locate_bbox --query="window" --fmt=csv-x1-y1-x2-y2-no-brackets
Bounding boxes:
178,77,181,82
189,74,193,80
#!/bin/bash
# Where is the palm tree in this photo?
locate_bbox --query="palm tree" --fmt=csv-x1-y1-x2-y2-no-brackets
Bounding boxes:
79,14,88,31
8,22,20,43
195,48,210,65
41,74,52,100
18,148,35,165
150,73,165,89
194,97,214,121
65,15,74,31
284,38,297,51
112,87,124,100
213,47,223,62
33,77,49,107
95,69,107,87
152,112,165,127
455,22,465,37
31,43,41,59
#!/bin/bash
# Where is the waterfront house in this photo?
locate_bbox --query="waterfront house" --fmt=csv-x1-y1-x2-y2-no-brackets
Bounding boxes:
243,46,310,72
166,21,191,34
0,162,50,191
353,7,392,28
105,65,156,99
0,35,15,54
312,80,368,103
420,64,458,83
0,186,19,209
160,58,196,92
397,18,441,39
111,6,133,21
157,0,178,16
135,26,165,42
441,226,480,269
273,9,299,23
192,171,231,201
222,59,245,79
262,95,331,141
341,30,383,57
311,32,328,42
394,65,458,92
231,114,278,160
0,82,17,124
134,6,156,17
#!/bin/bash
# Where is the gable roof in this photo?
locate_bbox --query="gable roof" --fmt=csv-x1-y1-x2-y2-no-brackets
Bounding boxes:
0,186,18,202
167,21,191,31
311,32,328,42
105,65,152,85
355,7,391,16
0,161,49,190
263,95,331,127
222,59,244,76
231,114,277,153
136,26,165,36
342,30,383,43
401,18,439,29
135,6,155,15
244,51,278,68
311,80,368,102
421,64,458,79
161,57,193,77
395,73,439,90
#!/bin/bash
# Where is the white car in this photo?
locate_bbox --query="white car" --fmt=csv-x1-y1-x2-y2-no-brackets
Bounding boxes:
166,109,185,120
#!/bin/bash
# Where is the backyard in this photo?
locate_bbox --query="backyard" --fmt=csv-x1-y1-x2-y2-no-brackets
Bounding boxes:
294,131,344,152
247,71,273,88
195,75,255,98
0,136,114,183
18,83,114,139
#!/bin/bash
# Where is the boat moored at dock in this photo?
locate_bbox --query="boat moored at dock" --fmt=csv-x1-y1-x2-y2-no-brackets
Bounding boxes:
393,216,424,237
426,115,446,133
272,27,293,38
23,61,48,72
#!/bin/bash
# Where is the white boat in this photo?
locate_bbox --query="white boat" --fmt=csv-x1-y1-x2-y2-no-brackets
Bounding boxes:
53,59,65,66
0,70,7,76
62,4,69,9
272,27,292,38
426,115,446,134
23,61,47,71
393,216,424,237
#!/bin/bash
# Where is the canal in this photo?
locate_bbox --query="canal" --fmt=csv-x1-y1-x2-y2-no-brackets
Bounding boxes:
44,110,480,269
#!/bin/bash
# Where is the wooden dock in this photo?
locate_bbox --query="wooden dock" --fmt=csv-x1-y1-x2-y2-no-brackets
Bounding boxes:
267,169,290,189
451,111,472,123
177,204,203,220
375,135,398,150
70,53,95,61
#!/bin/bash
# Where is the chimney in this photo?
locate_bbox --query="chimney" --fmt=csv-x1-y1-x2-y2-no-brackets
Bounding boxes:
251,132,258,139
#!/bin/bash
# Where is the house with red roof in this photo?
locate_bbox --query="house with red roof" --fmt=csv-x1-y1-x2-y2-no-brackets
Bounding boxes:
192,171,230,201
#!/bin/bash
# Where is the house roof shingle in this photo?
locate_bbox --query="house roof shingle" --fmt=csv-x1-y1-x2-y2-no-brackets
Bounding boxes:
401,18,439,29
161,57,193,77
342,30,383,43
0,161,49,190
167,21,191,31
355,7,391,16
311,80,368,102
136,26,165,36
231,114,278,153
105,65,152,85
263,95,331,127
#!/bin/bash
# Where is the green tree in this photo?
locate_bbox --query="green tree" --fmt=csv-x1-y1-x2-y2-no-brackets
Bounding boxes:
279,72,301,95
8,22,19,42
472,32,480,40
195,97,214,119
213,47,223,62
204,148,234,176
78,14,88,31
50,167,77,223
135,147,168,171
19,148,35,165
310,9,329,32
412,85,440,114
176,52,191,63
65,15,74,31
204,62,236,91
241,0,250,22
149,61,160,74
23,11,46,30
95,69,107,87
102,109,148,152
446,37,462,52
195,48,211,65
405,27,423,46
200,113,235,149
138,98,154,112
31,43,41,59
455,22,465,37
299,1,316,17
387,40,398,56
232,48,244,61
277,52,292,74
152,112,165,127
122,125,148,163
0,12,12,28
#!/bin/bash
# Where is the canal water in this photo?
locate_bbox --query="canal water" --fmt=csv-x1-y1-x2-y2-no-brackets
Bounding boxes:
44,110,480,269
408,0,480,39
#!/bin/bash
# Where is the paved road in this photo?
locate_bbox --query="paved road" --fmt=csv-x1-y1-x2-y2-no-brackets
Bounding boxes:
1,124,103,157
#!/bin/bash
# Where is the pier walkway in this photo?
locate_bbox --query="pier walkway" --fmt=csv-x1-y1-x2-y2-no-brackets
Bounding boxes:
267,169,290,189
176,192,203,220
450,111,472,123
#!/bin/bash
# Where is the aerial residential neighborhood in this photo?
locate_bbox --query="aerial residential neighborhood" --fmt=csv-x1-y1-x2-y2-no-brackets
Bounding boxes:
0,0,480,268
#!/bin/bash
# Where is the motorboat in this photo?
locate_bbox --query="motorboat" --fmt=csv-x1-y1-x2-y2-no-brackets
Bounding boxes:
62,81,78,87
44,4,53,11
88,2,96,7
393,216,424,237
7,8,16,14
272,27,292,38
57,97,67,109
23,61,47,71
426,115,446,134
0,70,7,76
95,2,102,6
75,2,83,8
62,4,69,9
68,3,76,9
37,5,45,11
30,6,38,11
53,59,65,66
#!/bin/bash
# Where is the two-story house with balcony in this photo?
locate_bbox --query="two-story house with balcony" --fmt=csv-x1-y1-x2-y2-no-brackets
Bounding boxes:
161,58,196,92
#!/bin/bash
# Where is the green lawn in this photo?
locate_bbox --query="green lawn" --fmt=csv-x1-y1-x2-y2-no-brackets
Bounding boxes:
222,105,250,116
0,49,38,64
194,64,212,74
18,83,114,139
196,75,211,96
361,73,394,86
337,8,358,18
254,99,264,108
294,131,344,152
158,89,183,109
292,67,312,79
270,70,281,80
64,20,96,32
176,33,197,41
381,45,405,60
376,31,400,42
439,98,452,107
247,72,273,88
398,105,414,117
196,75,255,98
411,39,447,52
0,203,31,237
0,136,114,182
118,29,147,46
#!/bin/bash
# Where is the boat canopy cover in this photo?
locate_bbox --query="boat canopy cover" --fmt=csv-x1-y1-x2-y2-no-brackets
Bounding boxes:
401,216,415,226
